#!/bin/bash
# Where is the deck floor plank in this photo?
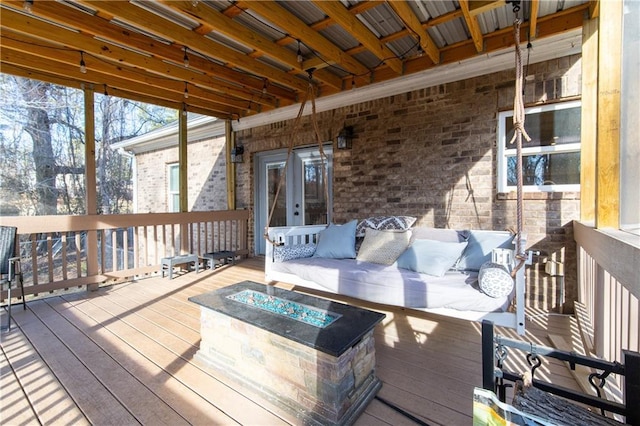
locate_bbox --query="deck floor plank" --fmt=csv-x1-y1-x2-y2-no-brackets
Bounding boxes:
11,300,138,425
59,283,287,425
26,298,190,425
44,296,238,426
1,327,79,426
1,257,584,426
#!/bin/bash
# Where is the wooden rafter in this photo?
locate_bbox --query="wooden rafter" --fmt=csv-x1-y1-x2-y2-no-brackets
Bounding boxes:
468,0,504,16
459,0,484,53
78,0,309,93
0,0,591,119
163,0,343,90
241,0,371,78
0,0,293,105
1,43,241,118
0,62,229,118
312,0,403,75
385,0,440,64
529,0,540,40
0,8,269,113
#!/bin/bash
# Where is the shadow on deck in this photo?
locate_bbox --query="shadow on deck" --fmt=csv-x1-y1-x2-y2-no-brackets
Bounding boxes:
1,257,583,425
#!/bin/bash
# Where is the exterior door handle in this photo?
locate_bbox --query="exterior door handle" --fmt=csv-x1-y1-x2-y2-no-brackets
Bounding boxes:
294,211,299,216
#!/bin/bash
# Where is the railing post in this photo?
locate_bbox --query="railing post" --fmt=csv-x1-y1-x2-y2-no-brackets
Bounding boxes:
482,320,495,392
86,230,99,291
623,350,640,426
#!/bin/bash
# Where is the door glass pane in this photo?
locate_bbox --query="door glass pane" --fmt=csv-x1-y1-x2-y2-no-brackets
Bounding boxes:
303,159,327,225
267,163,286,226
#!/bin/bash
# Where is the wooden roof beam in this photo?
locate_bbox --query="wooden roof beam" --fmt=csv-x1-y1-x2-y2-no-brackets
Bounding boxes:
468,0,504,16
385,0,440,64
164,0,343,90
1,48,240,118
459,0,485,52
1,31,263,114
1,62,224,118
0,7,275,111
78,0,309,93
0,0,292,105
240,0,371,78
312,0,403,75
529,0,539,40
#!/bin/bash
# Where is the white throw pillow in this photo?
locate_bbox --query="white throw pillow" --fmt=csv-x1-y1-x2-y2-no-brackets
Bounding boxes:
356,228,411,265
478,262,514,298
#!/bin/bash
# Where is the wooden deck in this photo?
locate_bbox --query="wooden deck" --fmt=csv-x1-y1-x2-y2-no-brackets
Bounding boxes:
1,257,583,425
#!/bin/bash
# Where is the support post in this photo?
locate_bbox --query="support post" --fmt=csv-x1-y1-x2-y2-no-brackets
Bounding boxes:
179,110,189,254
623,350,640,426
482,320,495,392
84,86,99,291
225,120,236,210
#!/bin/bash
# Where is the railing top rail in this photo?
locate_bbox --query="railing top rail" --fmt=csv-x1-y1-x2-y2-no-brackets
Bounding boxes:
0,210,251,234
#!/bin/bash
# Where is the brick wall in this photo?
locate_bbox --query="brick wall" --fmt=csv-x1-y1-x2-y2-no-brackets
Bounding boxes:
236,55,582,311
135,135,228,212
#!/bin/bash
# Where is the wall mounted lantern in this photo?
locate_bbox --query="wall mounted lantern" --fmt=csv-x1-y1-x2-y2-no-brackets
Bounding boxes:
336,126,353,150
231,145,244,163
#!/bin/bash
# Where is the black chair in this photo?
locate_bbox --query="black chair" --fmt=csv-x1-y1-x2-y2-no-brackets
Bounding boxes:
1,226,26,332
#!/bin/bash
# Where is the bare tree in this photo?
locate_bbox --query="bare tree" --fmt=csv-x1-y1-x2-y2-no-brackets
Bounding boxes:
1,75,176,216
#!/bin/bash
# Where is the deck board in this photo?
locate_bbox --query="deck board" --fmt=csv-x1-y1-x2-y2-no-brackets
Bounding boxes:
1,257,584,425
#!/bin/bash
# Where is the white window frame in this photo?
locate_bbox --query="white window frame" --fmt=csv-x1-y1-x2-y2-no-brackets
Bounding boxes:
167,163,180,212
497,100,581,193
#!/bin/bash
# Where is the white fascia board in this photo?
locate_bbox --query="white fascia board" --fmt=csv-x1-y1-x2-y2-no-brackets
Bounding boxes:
112,115,225,154
232,28,582,131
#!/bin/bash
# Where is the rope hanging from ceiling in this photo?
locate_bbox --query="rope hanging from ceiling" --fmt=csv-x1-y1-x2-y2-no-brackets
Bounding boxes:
509,5,530,276
264,70,330,246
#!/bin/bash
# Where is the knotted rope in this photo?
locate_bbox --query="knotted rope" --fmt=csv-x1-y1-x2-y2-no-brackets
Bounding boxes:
510,18,530,276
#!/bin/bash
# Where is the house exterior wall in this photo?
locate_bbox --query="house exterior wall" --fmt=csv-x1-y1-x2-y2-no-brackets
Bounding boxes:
135,135,228,213
235,55,582,312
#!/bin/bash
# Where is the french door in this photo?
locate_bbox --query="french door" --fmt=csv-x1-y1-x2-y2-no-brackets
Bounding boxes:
255,146,332,255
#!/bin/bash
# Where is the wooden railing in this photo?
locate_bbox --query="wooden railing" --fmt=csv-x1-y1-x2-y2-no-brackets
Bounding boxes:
0,210,250,300
574,221,640,364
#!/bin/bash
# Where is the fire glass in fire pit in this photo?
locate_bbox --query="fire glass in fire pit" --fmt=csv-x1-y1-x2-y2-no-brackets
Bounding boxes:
226,289,342,328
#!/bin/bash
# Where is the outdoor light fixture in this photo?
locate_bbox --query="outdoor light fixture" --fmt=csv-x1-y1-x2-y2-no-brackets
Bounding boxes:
79,52,87,74
231,145,244,163
297,40,304,64
183,47,190,68
336,126,353,150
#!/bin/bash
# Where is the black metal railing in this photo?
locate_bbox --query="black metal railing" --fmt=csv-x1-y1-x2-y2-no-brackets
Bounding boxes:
482,320,640,425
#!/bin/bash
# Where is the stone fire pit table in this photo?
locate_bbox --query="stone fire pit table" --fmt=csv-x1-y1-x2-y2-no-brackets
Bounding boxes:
189,281,386,426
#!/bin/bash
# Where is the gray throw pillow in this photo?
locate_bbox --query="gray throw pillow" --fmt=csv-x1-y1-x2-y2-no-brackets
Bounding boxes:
396,239,468,277
456,230,515,272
